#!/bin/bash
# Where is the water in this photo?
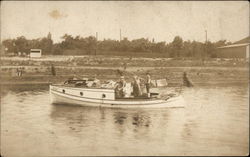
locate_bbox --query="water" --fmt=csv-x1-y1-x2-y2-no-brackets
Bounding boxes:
1,83,249,156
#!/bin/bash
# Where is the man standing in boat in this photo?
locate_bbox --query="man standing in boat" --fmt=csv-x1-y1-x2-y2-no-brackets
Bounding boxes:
115,75,126,98
132,75,142,97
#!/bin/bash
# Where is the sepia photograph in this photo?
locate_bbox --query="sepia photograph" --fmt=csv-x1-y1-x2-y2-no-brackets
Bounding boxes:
0,0,249,156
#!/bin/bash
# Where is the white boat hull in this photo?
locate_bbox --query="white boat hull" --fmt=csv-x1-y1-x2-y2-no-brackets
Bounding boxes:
50,85,185,108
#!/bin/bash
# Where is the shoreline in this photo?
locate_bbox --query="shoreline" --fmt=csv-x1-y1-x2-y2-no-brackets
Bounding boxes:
1,56,248,87
1,68,248,87
1,80,247,86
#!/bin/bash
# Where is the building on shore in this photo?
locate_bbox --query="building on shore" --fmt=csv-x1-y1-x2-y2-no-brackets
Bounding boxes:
216,37,249,59
30,49,42,58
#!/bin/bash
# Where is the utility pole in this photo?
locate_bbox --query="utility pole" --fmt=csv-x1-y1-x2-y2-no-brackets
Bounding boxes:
120,29,122,41
203,30,208,63
205,30,207,43
96,32,98,40
95,32,98,56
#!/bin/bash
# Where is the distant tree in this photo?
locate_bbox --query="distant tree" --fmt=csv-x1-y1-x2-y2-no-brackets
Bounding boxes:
182,40,192,57
164,43,172,57
1,33,233,58
46,32,53,54
131,38,150,52
189,41,204,58
14,36,30,53
47,32,52,40
85,36,97,55
154,42,166,53
172,36,183,57
213,40,227,48
205,41,216,58
99,39,119,51
61,34,74,49
38,34,53,55
52,43,63,55
2,39,15,54
119,37,130,51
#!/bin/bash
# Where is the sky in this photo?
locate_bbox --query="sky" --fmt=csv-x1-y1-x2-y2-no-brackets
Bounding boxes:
1,1,249,43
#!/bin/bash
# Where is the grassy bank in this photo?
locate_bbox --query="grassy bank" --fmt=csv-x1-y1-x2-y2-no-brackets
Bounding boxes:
1,55,248,86
1,55,248,67
1,66,248,86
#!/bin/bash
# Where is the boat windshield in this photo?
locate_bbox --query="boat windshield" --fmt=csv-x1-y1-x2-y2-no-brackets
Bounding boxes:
64,79,101,88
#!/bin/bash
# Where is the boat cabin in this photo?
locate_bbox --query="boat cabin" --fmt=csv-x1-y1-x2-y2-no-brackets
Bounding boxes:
51,79,159,101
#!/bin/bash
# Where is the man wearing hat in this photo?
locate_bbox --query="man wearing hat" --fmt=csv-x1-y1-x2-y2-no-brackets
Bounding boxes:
132,75,142,97
115,75,126,98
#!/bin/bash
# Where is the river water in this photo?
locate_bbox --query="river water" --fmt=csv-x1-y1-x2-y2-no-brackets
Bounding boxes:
1,83,249,156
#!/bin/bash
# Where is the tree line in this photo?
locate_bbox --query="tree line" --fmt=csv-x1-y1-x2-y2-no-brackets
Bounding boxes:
1,32,232,58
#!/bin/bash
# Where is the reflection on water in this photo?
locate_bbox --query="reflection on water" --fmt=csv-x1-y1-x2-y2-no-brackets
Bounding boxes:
1,83,249,156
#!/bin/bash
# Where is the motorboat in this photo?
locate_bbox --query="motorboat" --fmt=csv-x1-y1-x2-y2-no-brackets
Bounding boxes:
49,79,185,108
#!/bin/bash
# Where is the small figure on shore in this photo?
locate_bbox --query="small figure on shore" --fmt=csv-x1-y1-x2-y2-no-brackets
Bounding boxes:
20,67,23,76
132,75,142,97
183,72,193,87
16,67,23,77
51,64,56,76
117,69,124,76
145,73,151,97
16,68,19,76
123,62,127,71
